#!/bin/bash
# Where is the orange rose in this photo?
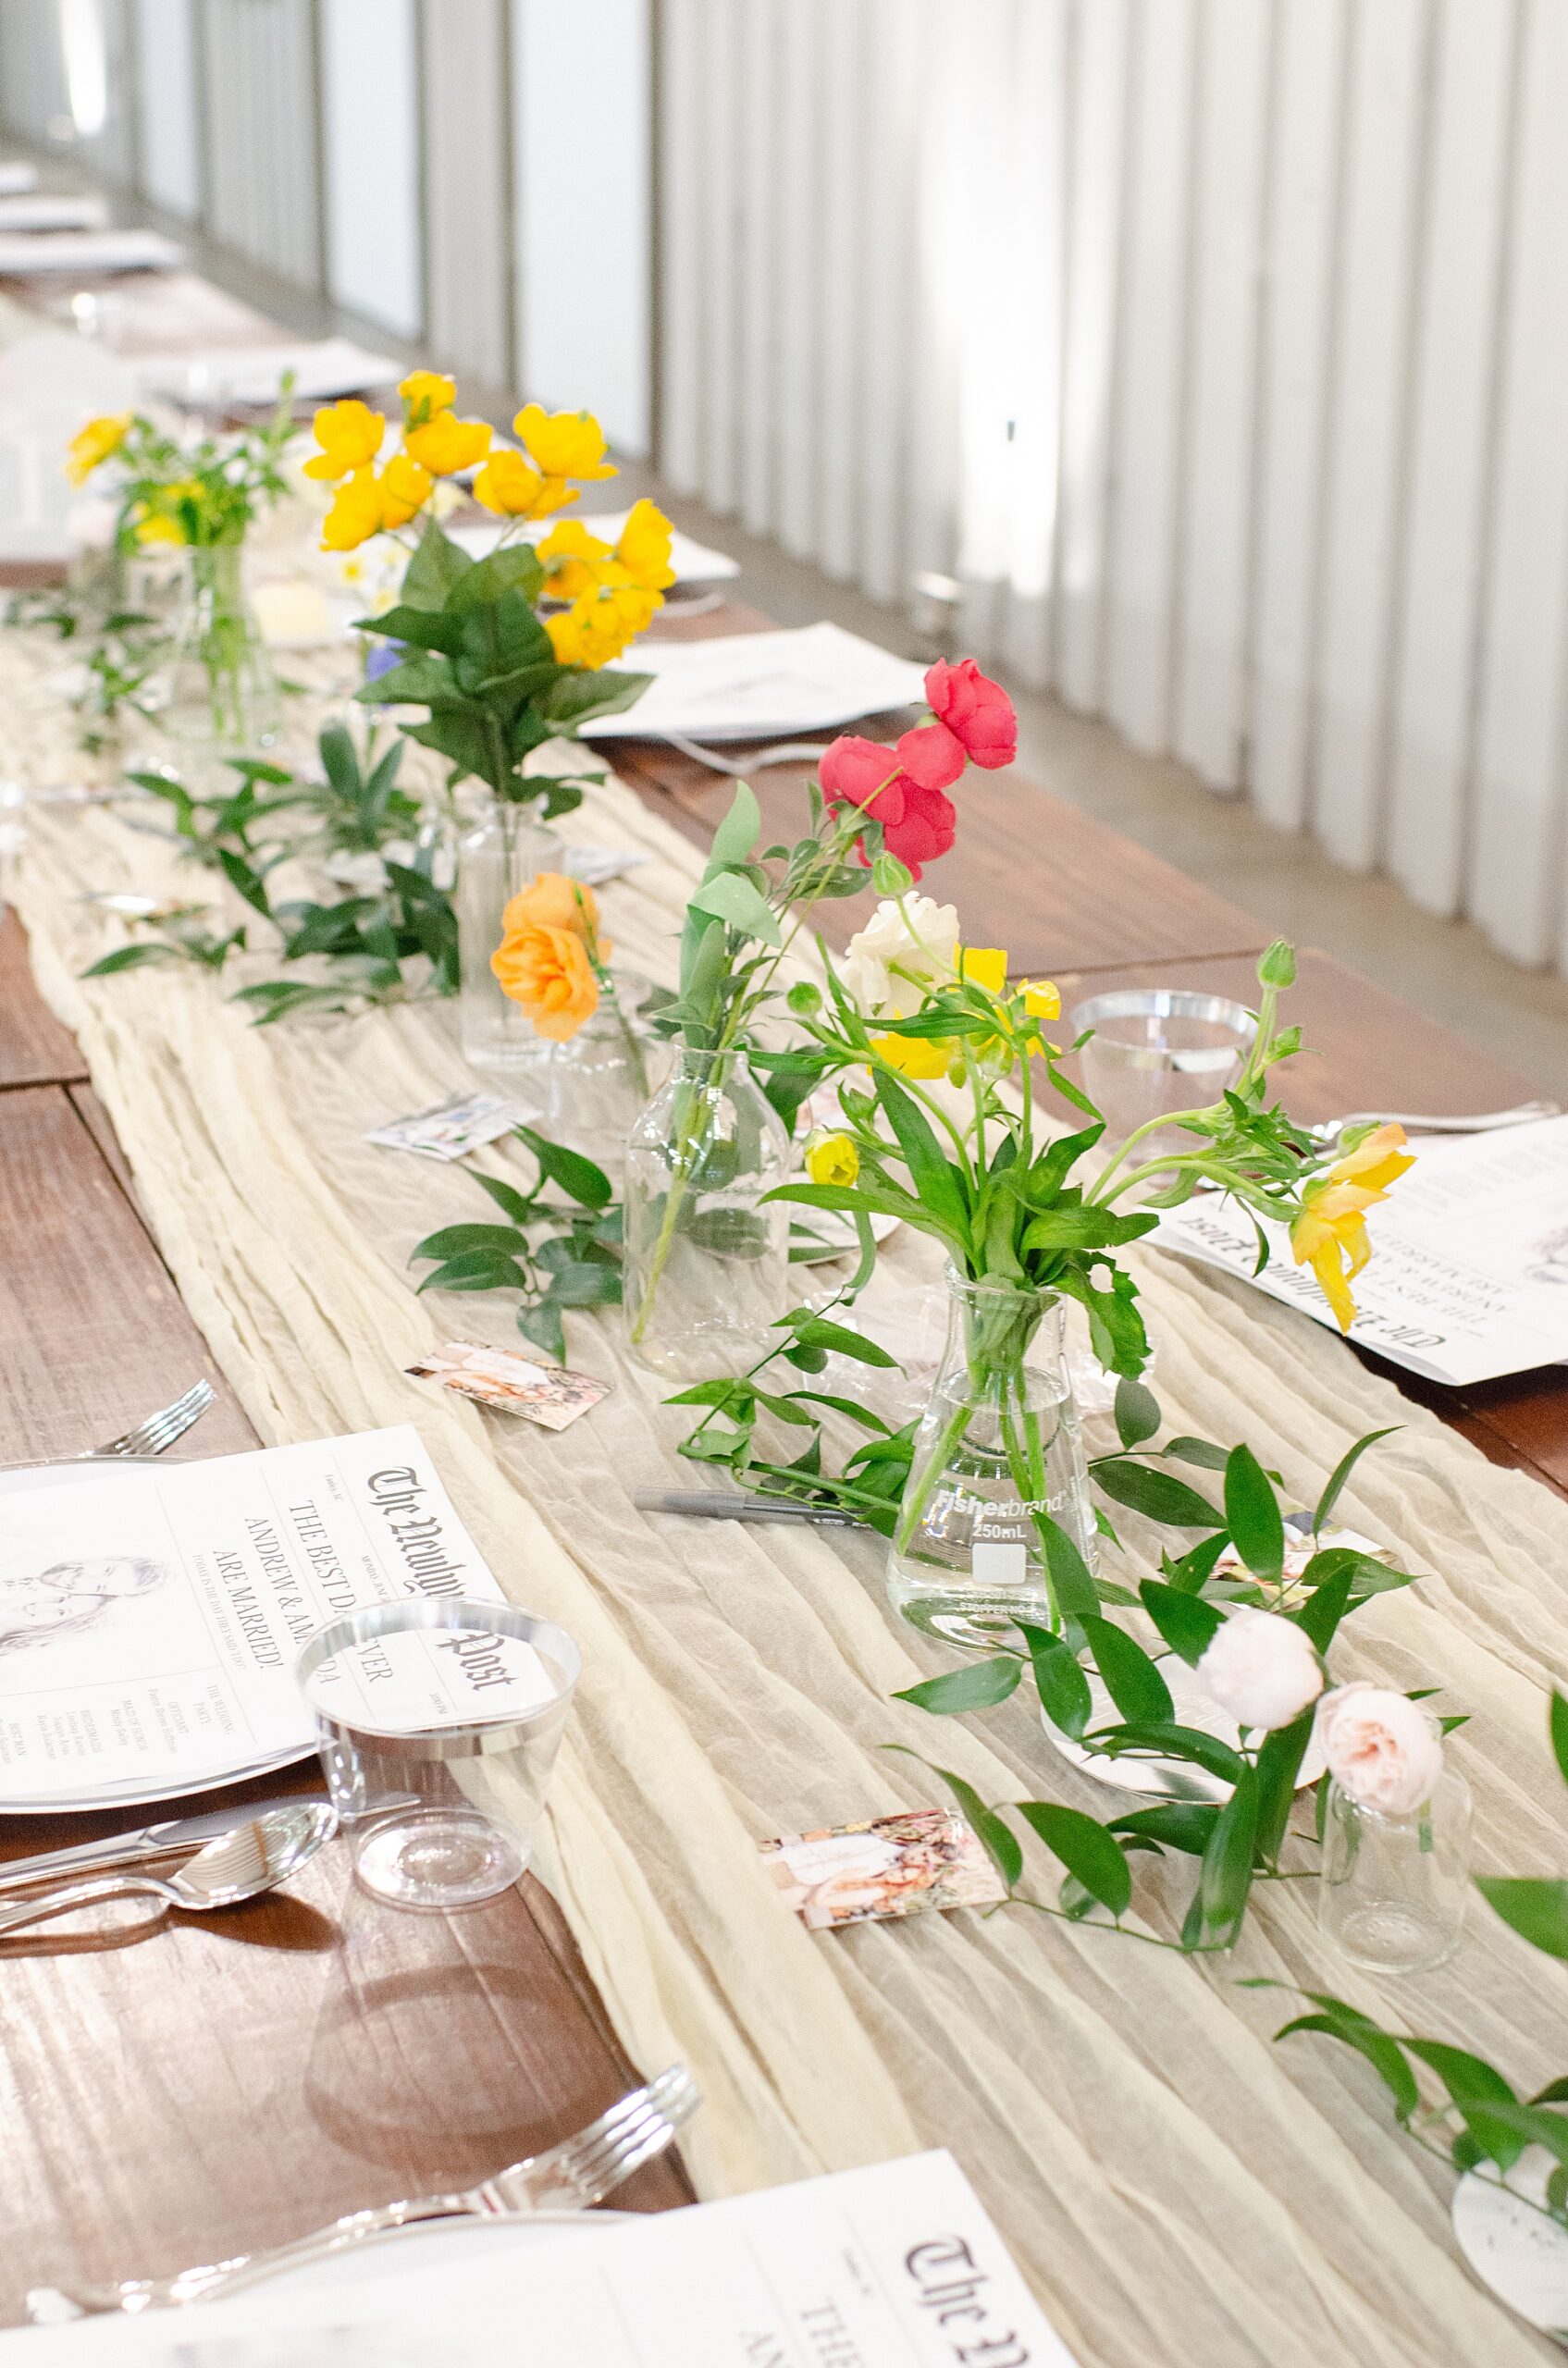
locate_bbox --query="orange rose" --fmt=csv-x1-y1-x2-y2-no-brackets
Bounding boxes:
500,870,608,953
490,921,599,1041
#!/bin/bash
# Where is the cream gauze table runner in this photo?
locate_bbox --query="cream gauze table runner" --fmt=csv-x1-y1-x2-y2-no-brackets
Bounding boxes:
5,597,1568,2368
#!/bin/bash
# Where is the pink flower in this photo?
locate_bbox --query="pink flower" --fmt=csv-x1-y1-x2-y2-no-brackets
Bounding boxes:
1316,1684,1444,1816
924,658,1017,770
895,722,966,791
820,734,957,881
1194,1609,1325,1733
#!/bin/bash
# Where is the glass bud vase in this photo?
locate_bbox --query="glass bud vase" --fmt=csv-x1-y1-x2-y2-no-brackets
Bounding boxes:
1319,1760,1472,1974
455,800,562,1072
541,974,668,1178
887,1274,1095,1646
163,543,280,755
623,1045,791,1378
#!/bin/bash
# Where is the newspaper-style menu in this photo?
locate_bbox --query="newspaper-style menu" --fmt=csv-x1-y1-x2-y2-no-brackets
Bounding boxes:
1153,1116,1568,1386
0,1426,516,1807
6,2152,1080,2366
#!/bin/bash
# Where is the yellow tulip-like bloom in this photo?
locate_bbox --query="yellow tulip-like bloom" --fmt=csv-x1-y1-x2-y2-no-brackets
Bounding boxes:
402,413,491,477
378,450,433,528
473,449,578,520
870,1030,953,1080
135,510,185,548
1022,978,1061,1019
514,402,618,483
1290,1123,1414,1332
65,412,132,486
537,518,611,603
500,870,606,954
490,920,599,1041
321,464,387,552
957,945,1008,996
804,1128,859,1188
303,398,386,483
399,370,456,424
614,496,676,591
545,580,659,669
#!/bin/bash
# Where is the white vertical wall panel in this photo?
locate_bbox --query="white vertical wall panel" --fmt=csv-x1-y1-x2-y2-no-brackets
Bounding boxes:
658,0,704,496
0,0,68,143
815,0,865,581
1000,0,1069,684
133,0,200,217
1385,0,1521,916
1248,0,1346,828
695,0,739,514
773,0,821,560
323,0,420,339
201,0,320,286
1105,0,1198,751
420,0,512,389
857,0,920,607
1173,0,1271,791
1055,0,1131,712
1311,0,1429,870
1470,0,1568,968
512,0,649,451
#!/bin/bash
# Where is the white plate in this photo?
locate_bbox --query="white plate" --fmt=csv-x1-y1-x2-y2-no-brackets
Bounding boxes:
1452,2149,1568,2336
233,2210,625,2300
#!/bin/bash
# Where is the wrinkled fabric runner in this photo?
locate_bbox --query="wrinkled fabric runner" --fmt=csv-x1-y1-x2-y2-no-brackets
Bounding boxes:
4,587,1567,2365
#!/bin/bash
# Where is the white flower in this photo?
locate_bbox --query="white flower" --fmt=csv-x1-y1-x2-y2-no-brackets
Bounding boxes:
1194,1608,1324,1733
840,894,959,1020
1315,1684,1444,1816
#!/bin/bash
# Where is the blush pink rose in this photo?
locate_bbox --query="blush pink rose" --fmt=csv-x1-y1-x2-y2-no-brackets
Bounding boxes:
1194,1608,1325,1733
1316,1684,1444,1816
924,658,1018,770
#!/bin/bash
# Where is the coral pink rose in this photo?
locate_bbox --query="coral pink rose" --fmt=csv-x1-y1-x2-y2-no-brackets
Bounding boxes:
1316,1684,1444,1816
924,658,1017,769
821,734,957,880
873,777,957,877
1194,1609,1324,1733
820,735,906,815
895,722,966,791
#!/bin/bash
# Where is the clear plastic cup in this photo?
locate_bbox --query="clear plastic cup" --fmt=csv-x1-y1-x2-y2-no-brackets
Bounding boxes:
297,1599,580,1913
1071,988,1256,1163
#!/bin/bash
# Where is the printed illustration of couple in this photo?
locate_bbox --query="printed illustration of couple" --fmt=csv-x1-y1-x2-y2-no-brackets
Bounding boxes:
0,1555,165,1659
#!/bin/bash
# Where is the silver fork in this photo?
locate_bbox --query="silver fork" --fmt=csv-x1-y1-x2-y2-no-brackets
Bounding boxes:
1307,1099,1560,1141
31,2067,699,2319
0,1380,215,1475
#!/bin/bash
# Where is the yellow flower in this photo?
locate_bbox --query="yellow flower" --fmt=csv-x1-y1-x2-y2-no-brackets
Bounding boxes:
514,402,618,483
544,579,658,669
403,413,491,476
65,413,132,486
957,945,1008,995
614,497,675,591
870,1030,953,1080
303,398,386,483
1022,978,1060,1019
320,465,387,552
378,450,433,528
473,449,577,521
135,512,184,547
1290,1123,1414,1332
537,518,611,603
804,1129,859,1188
399,370,456,425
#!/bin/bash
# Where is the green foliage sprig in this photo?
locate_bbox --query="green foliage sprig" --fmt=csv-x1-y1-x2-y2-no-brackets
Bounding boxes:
410,1128,621,1363
352,518,648,820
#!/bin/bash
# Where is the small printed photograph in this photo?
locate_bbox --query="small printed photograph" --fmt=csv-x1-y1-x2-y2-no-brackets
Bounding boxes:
405,1339,609,1432
365,1093,525,1163
0,1552,167,1662
760,1807,1007,1930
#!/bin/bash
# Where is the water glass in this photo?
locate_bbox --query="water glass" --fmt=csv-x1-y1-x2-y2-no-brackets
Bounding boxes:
297,1599,580,1913
1071,988,1255,1165
1318,1765,1472,1974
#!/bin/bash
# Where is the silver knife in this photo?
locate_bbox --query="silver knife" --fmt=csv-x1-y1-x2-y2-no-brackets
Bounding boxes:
0,1794,326,1894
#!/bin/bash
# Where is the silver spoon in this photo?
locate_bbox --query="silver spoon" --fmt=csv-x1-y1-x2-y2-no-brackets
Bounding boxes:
0,1802,336,1937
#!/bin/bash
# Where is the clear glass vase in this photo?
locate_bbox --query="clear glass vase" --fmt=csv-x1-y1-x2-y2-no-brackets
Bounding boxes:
887,1273,1095,1646
623,1045,792,1378
540,973,669,1177
162,542,280,755
1319,1761,1472,1973
455,800,562,1071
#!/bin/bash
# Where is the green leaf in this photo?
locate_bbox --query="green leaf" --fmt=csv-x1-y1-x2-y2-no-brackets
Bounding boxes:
514,1124,613,1209
537,665,653,729
1020,1204,1158,1254
785,1314,898,1368
415,1250,529,1294
893,1755,1023,1891
469,1170,538,1227
1161,1531,1233,1595
709,780,761,868
82,942,181,975
1019,1622,1093,1740
357,602,466,658
1313,1425,1400,1533
1015,1802,1132,1918
1164,1436,1231,1471
1093,1459,1219,1530
1551,1691,1568,1791
1035,1512,1101,1622
1223,1443,1285,1583
1191,1764,1258,1948
1091,1721,1246,1786
688,867,781,945
1290,1554,1357,1653
871,1070,970,1251
1079,1614,1174,1725
1138,1579,1223,1667
1105,1802,1218,1857
893,1656,1022,1716
411,1223,529,1263
1253,1706,1315,1862
1114,1375,1162,1449
1475,1878,1568,1960
517,1299,566,1362
398,516,474,610
1275,2014,1420,2121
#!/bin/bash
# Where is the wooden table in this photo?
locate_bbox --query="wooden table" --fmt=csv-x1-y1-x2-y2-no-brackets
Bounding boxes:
2,253,1565,2323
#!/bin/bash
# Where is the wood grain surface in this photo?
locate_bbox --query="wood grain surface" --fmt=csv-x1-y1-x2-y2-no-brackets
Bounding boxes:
0,912,86,1092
